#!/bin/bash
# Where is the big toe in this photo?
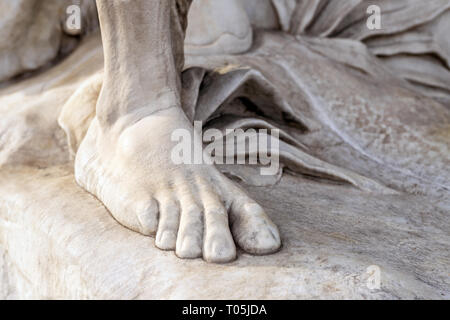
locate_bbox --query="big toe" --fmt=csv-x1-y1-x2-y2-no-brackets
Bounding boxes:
231,201,281,255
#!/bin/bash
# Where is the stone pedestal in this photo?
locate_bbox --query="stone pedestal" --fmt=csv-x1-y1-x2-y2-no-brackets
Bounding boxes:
1,166,448,299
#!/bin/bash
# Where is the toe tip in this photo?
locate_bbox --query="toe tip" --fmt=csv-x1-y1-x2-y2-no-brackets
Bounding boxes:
204,240,237,264
155,230,177,250
239,226,282,256
176,236,203,259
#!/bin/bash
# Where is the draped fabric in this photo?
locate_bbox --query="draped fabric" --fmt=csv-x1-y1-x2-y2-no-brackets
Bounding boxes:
270,0,450,106
9,1,447,199
177,0,450,196
181,31,450,197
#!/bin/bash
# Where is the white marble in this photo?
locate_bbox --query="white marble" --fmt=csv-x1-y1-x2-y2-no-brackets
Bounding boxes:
0,0,449,299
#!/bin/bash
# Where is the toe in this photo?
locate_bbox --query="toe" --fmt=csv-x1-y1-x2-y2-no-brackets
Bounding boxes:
198,184,236,263
155,198,180,250
101,182,159,236
176,202,203,259
203,203,236,263
230,196,281,255
135,198,159,235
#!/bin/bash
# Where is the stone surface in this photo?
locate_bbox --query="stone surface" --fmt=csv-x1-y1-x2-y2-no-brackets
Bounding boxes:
0,30,448,299
0,33,103,168
0,0,449,299
0,165,449,299
0,0,97,83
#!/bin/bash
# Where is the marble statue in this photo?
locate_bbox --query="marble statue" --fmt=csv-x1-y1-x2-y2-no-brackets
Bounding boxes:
0,0,449,299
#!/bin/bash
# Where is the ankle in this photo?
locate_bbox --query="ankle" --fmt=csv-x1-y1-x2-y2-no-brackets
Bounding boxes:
96,86,181,129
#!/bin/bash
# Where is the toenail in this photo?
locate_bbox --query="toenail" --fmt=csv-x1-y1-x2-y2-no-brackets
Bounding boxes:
160,230,176,246
209,239,235,262
212,239,226,256
181,236,201,256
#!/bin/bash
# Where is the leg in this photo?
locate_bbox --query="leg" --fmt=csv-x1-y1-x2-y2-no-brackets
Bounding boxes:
75,0,281,263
